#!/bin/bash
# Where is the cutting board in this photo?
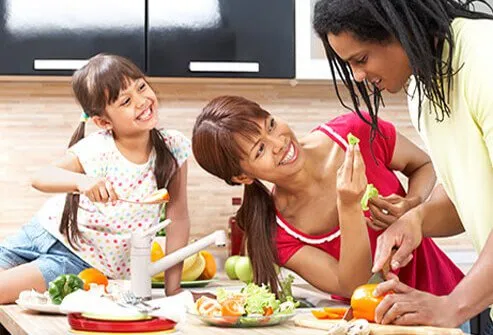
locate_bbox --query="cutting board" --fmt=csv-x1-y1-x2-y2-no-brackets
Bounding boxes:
294,313,464,334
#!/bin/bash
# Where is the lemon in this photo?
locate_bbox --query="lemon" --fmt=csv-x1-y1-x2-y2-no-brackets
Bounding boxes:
182,253,199,272
182,253,206,281
151,241,165,281
151,241,165,262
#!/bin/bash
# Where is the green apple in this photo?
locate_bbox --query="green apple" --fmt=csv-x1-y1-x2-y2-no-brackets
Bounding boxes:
235,256,254,283
224,255,240,280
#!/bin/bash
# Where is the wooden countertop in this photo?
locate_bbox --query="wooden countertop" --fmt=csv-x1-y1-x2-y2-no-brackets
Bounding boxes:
0,279,334,335
0,303,329,335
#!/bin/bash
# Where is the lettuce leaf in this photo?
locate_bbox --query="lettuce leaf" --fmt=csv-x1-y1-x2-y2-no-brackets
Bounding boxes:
242,283,280,315
361,184,379,211
347,132,360,146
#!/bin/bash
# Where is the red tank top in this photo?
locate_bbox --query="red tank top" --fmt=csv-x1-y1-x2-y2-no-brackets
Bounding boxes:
275,112,464,297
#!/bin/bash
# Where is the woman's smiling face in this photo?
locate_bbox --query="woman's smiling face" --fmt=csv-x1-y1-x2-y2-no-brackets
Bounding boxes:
328,31,412,93
234,115,305,183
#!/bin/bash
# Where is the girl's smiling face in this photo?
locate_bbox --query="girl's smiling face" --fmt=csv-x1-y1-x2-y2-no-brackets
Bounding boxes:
103,78,158,135
328,31,412,93
233,115,305,184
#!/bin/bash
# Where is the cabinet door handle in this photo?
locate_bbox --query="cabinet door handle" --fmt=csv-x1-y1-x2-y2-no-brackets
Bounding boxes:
33,59,89,70
189,61,259,73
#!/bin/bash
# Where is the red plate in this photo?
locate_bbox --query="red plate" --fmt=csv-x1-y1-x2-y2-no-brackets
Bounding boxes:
68,313,176,333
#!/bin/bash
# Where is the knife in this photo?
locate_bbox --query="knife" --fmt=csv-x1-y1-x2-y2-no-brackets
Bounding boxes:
342,247,397,321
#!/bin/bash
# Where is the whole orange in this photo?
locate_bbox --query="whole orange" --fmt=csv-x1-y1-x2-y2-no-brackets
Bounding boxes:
198,250,217,280
78,268,109,291
350,283,385,322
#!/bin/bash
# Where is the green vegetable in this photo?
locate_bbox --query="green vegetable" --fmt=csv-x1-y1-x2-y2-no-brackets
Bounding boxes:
347,133,360,146
361,184,379,211
242,283,280,315
156,205,167,236
48,274,84,305
279,274,295,302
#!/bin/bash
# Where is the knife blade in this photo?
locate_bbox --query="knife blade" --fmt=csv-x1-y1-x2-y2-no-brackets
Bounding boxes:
341,247,397,321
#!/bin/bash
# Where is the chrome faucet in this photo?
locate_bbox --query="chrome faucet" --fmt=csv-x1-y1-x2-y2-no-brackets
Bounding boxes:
130,218,227,299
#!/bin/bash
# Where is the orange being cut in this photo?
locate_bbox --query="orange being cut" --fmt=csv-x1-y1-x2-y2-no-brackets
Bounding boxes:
351,283,388,322
78,268,109,291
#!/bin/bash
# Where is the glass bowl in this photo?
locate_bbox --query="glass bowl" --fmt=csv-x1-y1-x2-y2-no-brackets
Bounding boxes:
188,312,296,328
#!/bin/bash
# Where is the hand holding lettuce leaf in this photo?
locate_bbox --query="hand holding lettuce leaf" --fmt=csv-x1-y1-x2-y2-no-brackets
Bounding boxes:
345,133,380,211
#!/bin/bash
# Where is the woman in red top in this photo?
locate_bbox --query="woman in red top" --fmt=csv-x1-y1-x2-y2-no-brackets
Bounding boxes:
192,95,463,299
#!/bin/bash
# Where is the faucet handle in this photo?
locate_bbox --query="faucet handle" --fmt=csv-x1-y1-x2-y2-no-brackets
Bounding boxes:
142,219,172,238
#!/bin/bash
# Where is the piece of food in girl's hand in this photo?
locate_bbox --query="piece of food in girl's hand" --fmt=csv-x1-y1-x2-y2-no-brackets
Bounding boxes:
347,133,360,146
144,188,170,203
361,184,379,211
48,274,84,305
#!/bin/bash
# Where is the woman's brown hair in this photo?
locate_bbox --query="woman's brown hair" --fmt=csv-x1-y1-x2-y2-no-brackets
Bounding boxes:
192,95,281,295
61,53,177,249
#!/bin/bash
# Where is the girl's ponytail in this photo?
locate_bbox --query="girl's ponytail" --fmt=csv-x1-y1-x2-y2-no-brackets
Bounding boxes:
236,180,280,295
150,128,178,189
60,118,87,249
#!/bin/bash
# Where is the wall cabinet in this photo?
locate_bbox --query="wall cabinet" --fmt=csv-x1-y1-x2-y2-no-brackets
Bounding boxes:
0,0,145,75
0,0,295,78
146,0,294,78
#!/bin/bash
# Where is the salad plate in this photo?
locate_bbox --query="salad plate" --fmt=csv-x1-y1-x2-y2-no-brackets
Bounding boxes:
189,277,299,328
16,299,63,314
189,311,296,327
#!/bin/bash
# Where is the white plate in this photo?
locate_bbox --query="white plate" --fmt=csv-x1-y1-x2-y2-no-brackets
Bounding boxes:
15,299,64,314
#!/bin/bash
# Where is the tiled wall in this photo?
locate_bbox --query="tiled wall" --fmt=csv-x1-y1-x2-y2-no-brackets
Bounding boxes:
0,78,473,260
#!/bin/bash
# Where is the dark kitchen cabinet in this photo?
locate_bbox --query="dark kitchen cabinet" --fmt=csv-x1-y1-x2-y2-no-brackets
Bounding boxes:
147,0,295,78
0,1,145,75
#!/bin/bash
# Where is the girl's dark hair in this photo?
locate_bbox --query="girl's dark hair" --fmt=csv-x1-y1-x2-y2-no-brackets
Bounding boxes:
192,96,281,295
313,0,493,133
62,53,177,249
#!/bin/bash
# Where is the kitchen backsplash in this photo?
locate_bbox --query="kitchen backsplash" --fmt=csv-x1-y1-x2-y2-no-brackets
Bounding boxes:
0,78,473,261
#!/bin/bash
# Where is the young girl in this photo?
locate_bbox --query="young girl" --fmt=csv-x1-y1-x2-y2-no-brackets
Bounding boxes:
0,54,191,303
192,95,463,301
313,0,493,329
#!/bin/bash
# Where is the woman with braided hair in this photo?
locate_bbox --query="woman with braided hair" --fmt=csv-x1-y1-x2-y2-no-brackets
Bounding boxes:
313,0,493,330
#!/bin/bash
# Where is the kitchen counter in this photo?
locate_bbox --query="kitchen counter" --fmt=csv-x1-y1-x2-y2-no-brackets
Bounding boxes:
0,303,329,335
0,279,337,335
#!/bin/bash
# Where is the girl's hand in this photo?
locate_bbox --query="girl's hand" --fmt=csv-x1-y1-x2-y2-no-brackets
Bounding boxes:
368,194,420,230
336,144,367,207
77,176,118,203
